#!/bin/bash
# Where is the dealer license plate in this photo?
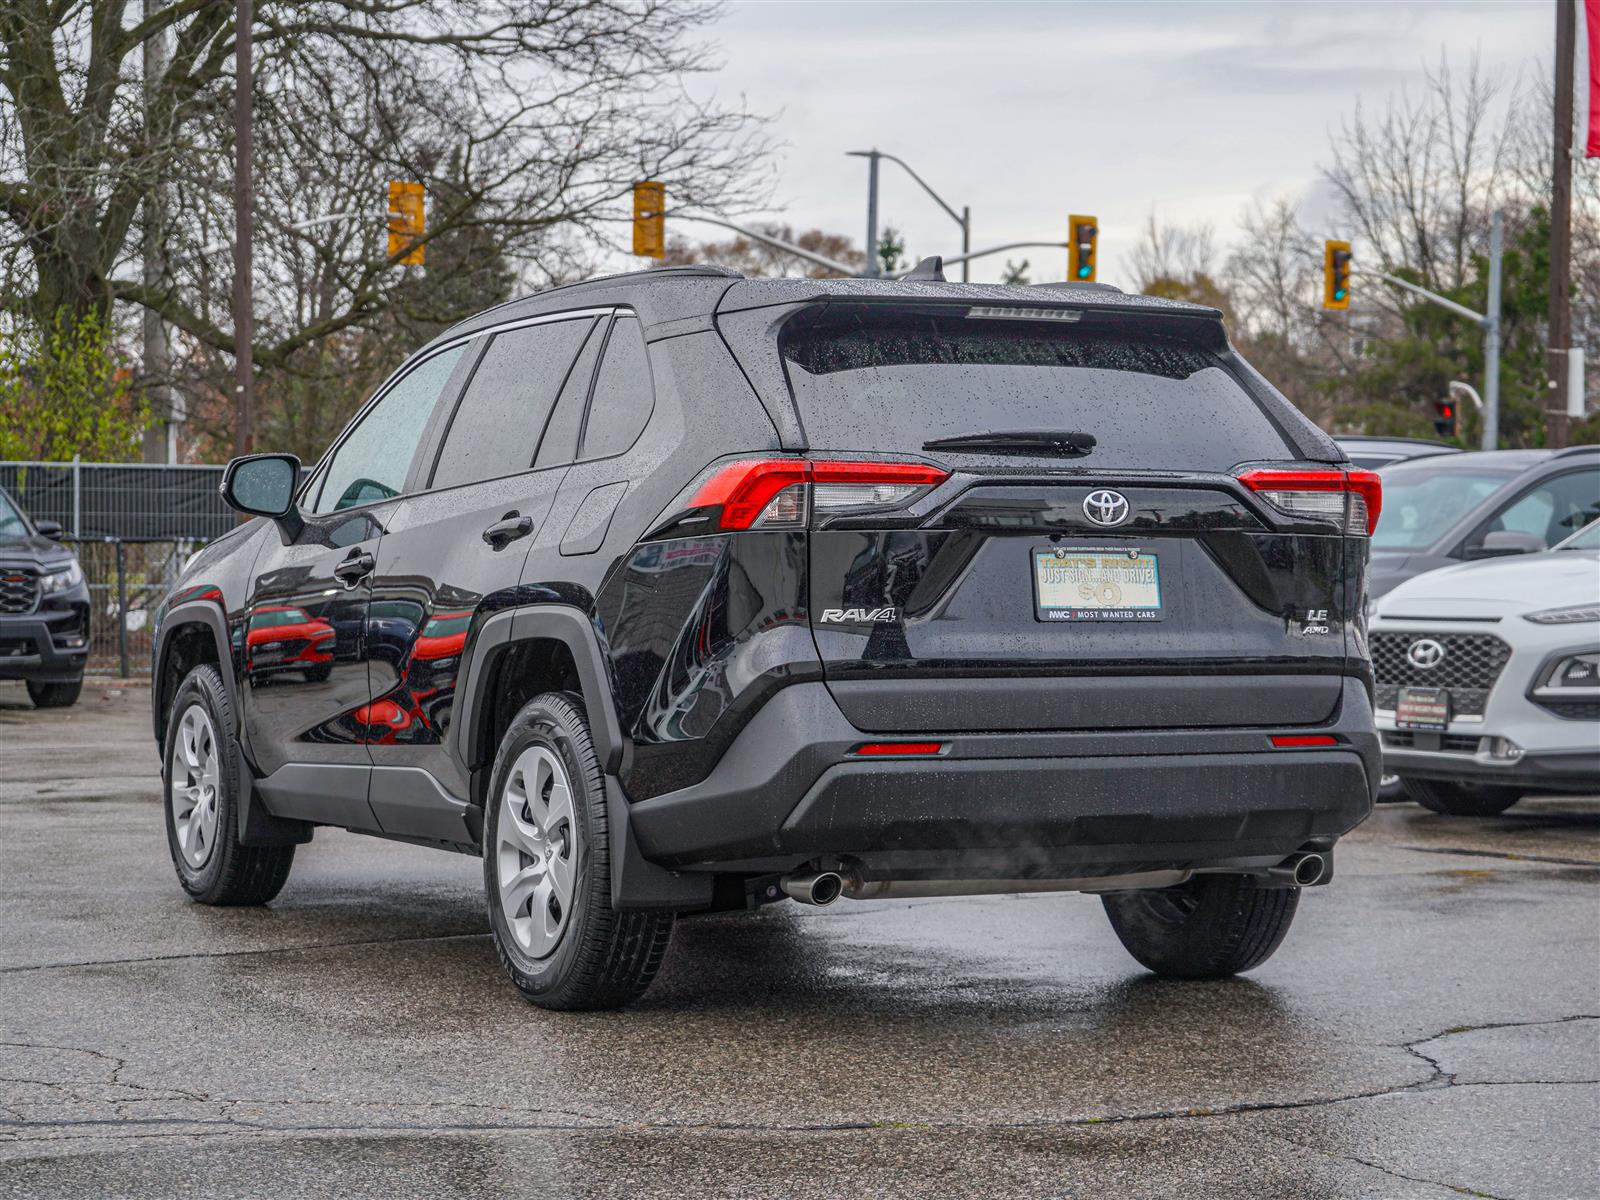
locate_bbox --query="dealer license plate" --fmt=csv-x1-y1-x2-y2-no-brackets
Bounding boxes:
1034,547,1164,622
1395,686,1450,731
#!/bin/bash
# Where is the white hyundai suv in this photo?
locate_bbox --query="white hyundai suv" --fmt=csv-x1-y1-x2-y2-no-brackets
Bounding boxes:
1369,518,1600,815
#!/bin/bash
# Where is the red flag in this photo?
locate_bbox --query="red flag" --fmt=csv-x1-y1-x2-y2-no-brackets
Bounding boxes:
1588,0,1600,156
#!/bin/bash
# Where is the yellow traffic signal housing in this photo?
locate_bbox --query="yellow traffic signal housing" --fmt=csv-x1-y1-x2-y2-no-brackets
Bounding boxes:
633,181,665,258
1068,214,1098,282
387,181,425,266
1323,240,1352,309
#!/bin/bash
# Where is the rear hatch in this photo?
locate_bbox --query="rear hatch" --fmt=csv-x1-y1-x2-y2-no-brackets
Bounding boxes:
776,301,1362,732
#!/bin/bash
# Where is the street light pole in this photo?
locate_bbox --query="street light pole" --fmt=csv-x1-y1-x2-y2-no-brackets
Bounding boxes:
848,149,969,279
232,0,254,458
1353,207,1504,450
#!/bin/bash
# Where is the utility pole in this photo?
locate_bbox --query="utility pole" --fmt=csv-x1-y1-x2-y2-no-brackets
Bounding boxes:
1484,209,1503,452
1547,0,1576,448
232,0,254,458
141,0,173,463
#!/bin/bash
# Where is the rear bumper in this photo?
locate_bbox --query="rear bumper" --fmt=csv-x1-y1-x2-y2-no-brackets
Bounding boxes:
629,677,1379,877
0,614,89,682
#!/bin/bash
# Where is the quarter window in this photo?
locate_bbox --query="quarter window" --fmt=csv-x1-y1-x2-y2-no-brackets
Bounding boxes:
314,345,466,514
579,316,654,460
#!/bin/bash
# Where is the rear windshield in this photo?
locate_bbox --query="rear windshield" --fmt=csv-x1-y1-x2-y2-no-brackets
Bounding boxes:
779,307,1294,469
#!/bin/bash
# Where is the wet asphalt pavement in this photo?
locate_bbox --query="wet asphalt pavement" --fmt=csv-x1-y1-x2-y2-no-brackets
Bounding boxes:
1,681,1596,1199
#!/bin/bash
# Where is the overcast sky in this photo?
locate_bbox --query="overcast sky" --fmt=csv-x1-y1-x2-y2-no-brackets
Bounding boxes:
669,0,1553,284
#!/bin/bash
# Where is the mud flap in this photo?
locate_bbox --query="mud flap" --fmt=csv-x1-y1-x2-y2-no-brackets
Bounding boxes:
605,776,712,910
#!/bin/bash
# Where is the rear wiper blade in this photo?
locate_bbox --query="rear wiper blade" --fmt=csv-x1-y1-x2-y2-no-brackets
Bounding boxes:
922,430,1097,456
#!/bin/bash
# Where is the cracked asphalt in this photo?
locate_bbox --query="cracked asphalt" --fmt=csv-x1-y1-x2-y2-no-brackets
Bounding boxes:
1,681,1596,1199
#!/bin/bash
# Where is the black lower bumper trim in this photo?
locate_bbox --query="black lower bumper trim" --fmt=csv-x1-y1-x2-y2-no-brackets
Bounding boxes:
1385,748,1600,793
629,679,1379,873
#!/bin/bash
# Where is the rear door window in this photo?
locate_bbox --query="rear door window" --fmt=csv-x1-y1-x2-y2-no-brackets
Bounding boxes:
430,317,595,489
779,306,1294,470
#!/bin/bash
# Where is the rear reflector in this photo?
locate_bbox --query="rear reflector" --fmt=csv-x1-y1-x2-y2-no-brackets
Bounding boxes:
1236,468,1383,536
689,459,949,531
851,741,946,756
1270,735,1339,748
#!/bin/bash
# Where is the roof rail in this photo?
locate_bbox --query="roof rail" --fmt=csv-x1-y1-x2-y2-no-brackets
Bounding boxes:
466,264,744,323
1551,443,1599,458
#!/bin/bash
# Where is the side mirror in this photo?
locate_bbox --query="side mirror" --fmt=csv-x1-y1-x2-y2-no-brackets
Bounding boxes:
34,519,63,540
1467,529,1546,559
221,453,303,538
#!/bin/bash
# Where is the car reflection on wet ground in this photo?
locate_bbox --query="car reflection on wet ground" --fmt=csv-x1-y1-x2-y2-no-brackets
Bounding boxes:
1,681,1595,1198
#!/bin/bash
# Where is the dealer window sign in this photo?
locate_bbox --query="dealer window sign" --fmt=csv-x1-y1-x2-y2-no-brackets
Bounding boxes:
1034,546,1165,622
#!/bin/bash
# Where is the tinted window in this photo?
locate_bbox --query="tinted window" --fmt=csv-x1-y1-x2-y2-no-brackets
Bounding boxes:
0,491,25,537
430,319,594,489
778,307,1293,469
1372,461,1521,551
534,321,605,469
314,345,465,514
580,316,654,460
1487,470,1600,548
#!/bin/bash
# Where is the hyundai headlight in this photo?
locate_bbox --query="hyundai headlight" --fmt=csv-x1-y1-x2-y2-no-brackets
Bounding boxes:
1523,603,1600,625
39,561,84,593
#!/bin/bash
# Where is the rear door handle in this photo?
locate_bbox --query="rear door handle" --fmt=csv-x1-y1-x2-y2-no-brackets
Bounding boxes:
482,513,534,549
333,551,375,585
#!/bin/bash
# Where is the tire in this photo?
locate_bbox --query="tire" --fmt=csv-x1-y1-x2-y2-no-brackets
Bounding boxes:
303,664,332,683
1376,773,1407,803
162,664,295,905
484,691,673,1011
1402,777,1523,817
1102,874,1300,979
27,678,82,708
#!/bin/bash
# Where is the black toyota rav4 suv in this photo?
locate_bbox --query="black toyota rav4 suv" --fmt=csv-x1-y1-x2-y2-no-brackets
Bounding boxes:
152,267,1381,1009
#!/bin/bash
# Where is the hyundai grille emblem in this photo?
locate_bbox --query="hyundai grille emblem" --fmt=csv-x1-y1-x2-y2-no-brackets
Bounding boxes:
1407,638,1446,670
1082,489,1131,527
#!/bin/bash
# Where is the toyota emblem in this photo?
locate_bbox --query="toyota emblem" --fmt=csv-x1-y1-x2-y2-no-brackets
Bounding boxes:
1407,638,1446,670
1082,489,1130,527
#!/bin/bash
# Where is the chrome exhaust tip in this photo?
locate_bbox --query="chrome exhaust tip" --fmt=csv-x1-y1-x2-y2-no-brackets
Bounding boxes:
780,871,844,906
1267,851,1329,888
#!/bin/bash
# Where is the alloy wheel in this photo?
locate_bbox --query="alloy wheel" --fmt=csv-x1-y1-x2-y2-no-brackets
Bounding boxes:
170,703,221,869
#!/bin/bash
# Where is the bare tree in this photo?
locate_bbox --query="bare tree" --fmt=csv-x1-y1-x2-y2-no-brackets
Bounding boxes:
1322,53,1513,292
1,1,773,457
1124,212,1217,292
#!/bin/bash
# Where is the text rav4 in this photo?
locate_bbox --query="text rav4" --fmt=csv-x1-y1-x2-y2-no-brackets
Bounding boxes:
819,607,900,624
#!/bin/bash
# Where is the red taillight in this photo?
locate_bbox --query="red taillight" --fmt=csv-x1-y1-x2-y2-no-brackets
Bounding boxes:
1237,468,1383,536
688,459,949,531
1270,735,1339,748
851,741,946,756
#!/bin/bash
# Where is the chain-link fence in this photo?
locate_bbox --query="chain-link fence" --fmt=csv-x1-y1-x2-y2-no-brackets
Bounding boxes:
1,460,230,676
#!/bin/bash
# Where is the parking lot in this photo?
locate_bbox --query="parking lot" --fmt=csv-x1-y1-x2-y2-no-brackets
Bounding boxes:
1,679,1595,1199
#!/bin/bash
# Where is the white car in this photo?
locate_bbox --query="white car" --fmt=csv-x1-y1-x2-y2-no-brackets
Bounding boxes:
1369,519,1600,815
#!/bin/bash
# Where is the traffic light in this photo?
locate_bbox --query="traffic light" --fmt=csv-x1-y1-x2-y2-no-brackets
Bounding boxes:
387,181,425,266
1432,399,1457,438
1323,239,1351,309
633,181,665,258
1068,214,1098,281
